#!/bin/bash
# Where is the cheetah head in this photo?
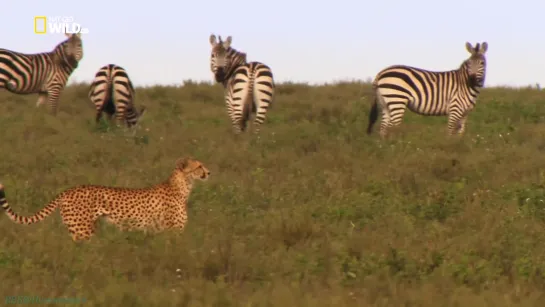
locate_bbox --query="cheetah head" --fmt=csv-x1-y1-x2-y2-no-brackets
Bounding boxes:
176,157,211,181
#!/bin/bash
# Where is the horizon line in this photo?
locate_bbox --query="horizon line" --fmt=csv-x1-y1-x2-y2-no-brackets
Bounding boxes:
66,79,544,90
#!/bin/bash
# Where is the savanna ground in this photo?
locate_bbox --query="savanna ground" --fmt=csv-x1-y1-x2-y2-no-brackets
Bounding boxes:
1,81,545,306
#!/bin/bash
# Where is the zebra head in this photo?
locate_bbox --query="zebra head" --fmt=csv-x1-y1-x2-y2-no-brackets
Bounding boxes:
55,33,84,68
209,34,233,82
464,42,488,87
209,34,247,83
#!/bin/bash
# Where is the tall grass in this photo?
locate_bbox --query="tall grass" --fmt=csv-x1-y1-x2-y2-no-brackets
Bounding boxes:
0,82,544,306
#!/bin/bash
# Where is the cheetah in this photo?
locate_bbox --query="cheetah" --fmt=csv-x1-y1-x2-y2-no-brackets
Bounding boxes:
0,157,211,241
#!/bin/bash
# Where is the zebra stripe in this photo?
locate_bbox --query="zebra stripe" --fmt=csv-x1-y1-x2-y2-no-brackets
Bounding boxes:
0,33,83,115
209,34,275,134
367,42,488,138
88,64,145,128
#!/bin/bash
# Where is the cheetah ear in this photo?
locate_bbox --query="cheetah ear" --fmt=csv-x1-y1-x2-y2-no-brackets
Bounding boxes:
176,157,192,171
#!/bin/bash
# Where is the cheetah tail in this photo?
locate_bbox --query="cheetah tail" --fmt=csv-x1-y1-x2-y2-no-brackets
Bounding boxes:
0,183,59,225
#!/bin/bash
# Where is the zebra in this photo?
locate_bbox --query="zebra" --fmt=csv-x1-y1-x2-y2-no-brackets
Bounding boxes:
209,34,275,134
0,33,83,115
88,64,145,128
367,42,488,138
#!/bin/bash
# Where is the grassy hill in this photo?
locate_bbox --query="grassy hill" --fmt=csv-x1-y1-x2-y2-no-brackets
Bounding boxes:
1,81,545,306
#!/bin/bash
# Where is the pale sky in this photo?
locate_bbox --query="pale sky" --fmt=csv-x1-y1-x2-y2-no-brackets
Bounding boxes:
3,0,544,87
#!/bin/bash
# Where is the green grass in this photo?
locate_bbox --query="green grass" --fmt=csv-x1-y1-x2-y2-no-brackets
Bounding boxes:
1,81,545,306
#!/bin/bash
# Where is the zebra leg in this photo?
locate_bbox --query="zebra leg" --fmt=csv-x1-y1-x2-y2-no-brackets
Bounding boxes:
252,101,269,135
379,110,392,139
46,87,62,115
227,80,251,135
232,123,243,134
94,101,106,124
388,102,406,139
456,115,468,135
379,102,407,139
252,78,274,135
375,91,401,139
114,104,126,128
224,93,242,134
36,93,47,107
240,116,248,133
231,116,243,134
447,113,462,136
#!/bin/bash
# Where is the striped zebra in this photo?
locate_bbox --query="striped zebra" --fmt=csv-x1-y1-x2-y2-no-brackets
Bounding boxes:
88,64,145,128
0,33,83,115
209,34,275,134
367,42,488,138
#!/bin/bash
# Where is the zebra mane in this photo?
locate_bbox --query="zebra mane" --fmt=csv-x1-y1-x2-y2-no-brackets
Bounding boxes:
238,51,247,63
52,43,78,69
226,47,246,61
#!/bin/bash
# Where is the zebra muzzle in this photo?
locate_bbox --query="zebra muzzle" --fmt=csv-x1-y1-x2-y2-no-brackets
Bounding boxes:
215,68,226,82
469,76,483,87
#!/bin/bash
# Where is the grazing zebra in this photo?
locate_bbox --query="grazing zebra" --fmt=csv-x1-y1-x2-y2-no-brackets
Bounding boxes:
0,33,83,115
209,34,275,134
367,42,488,138
88,64,145,128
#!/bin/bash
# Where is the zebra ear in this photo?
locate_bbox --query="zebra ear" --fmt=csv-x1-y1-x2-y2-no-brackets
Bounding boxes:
479,42,488,54
223,36,232,49
209,34,217,46
465,42,475,54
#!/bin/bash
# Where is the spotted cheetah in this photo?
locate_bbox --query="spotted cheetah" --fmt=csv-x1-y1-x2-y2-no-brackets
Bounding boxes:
0,157,211,241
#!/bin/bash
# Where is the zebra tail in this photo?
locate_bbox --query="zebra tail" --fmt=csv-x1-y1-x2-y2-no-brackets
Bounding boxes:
242,99,252,124
107,78,114,108
366,97,379,135
0,183,59,225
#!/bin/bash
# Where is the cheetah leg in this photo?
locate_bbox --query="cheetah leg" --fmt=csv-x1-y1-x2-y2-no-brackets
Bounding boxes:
68,226,95,241
62,207,97,241
172,213,188,234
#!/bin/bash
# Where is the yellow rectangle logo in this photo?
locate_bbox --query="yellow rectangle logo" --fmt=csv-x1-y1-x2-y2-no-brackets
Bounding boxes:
34,16,47,34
